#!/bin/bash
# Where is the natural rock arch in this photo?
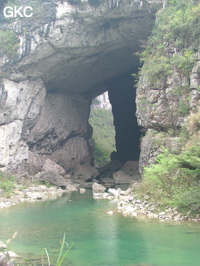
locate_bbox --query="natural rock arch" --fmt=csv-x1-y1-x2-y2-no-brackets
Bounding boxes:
0,0,162,177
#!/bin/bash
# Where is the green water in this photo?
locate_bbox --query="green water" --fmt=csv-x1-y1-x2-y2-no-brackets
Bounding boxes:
0,190,200,266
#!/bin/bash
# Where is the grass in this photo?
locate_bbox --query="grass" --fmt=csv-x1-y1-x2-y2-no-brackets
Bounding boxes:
0,171,16,197
0,232,73,266
42,233,73,266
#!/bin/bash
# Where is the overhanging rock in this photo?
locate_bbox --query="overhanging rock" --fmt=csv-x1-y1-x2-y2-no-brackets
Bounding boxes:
0,0,163,175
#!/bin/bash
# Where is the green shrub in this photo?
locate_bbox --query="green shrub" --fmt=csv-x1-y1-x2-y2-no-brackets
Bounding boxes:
139,0,200,85
178,144,200,175
180,185,200,212
141,143,200,212
177,100,189,115
0,30,18,56
0,171,15,197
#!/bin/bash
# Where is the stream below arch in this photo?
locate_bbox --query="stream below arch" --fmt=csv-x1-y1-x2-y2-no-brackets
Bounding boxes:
0,190,200,265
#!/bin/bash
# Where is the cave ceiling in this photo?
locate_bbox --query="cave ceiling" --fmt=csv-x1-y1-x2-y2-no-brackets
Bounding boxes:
9,0,161,97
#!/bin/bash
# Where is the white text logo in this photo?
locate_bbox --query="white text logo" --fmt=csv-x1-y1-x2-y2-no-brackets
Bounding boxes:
3,6,33,18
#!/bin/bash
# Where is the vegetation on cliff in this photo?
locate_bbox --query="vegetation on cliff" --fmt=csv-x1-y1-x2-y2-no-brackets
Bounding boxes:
137,0,200,216
137,111,200,216
0,30,18,56
89,108,115,167
140,0,200,85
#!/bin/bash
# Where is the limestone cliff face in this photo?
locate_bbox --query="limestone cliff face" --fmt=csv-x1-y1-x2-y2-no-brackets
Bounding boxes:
91,91,111,111
0,0,164,177
136,59,200,130
0,79,46,171
136,2,200,173
25,93,91,172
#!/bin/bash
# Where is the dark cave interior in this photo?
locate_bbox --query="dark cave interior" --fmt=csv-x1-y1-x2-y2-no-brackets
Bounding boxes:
94,70,141,165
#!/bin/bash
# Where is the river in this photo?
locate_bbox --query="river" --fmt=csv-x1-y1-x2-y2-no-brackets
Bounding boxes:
0,190,200,265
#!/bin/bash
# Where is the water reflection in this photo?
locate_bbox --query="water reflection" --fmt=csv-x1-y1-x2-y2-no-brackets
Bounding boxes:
0,191,200,265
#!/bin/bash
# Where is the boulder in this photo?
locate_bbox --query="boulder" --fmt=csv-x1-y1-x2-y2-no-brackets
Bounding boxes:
28,151,44,175
113,170,134,184
120,188,133,196
123,206,138,217
39,171,67,187
0,241,7,250
108,188,121,198
6,251,18,258
112,161,141,184
99,177,115,188
73,164,98,181
121,161,139,176
80,188,86,194
93,193,104,200
98,160,123,175
67,184,79,191
92,183,106,193
159,211,166,216
102,193,109,199
42,158,66,176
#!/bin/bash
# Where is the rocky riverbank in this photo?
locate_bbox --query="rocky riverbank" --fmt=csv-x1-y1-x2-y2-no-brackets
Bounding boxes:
1,179,199,224
92,183,200,223
0,182,81,210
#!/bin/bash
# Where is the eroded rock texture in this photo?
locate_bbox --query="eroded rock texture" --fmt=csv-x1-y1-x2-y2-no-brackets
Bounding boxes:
0,0,163,176
0,79,46,172
136,45,200,173
24,93,91,172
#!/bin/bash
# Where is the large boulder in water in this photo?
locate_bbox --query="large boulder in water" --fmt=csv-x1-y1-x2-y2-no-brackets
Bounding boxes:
92,183,106,193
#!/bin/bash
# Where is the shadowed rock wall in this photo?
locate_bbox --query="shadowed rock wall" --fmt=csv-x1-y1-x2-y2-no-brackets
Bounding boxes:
24,93,92,172
108,72,141,164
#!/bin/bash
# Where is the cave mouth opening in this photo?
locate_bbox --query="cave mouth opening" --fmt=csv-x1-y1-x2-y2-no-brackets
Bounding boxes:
89,71,141,169
89,91,116,168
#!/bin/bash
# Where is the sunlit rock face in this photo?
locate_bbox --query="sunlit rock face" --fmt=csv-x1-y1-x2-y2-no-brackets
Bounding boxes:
0,0,162,174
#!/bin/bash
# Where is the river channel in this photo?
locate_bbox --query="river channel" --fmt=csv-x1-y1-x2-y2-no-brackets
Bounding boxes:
0,190,200,265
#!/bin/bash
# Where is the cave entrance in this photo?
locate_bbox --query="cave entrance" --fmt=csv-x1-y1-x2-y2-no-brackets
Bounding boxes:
89,71,141,167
